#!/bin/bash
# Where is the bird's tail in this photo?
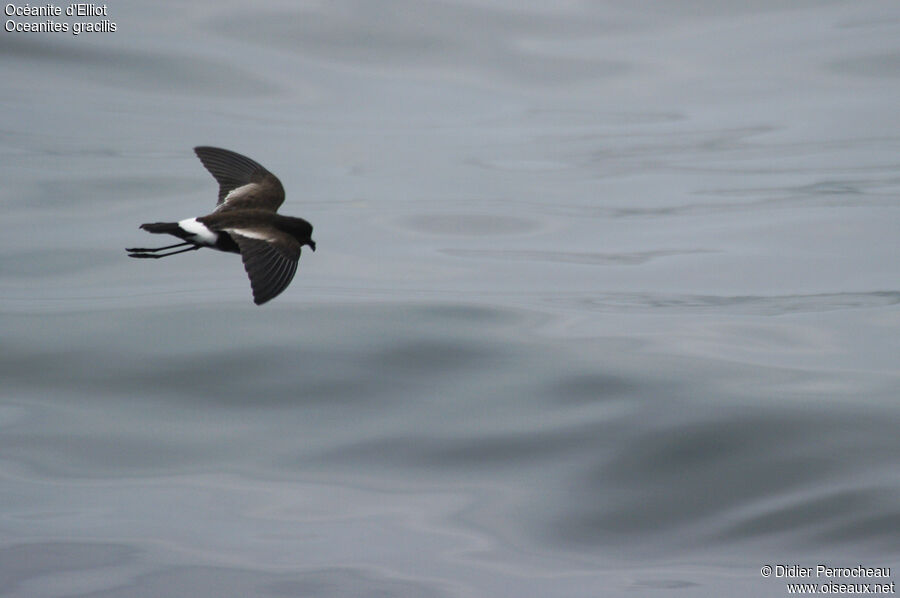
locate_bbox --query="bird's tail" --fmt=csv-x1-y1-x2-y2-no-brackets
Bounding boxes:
140,222,182,235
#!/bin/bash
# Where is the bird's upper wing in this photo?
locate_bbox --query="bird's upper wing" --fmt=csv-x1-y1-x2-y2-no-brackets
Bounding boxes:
194,146,285,213
226,228,302,305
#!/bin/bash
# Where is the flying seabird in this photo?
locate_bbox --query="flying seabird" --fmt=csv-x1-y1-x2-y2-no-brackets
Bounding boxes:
127,146,316,305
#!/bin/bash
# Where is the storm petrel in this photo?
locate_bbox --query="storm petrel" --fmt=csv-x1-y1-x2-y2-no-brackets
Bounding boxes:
127,147,316,305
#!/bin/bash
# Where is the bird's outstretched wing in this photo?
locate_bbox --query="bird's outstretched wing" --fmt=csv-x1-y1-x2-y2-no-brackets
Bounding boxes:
226,228,302,305
194,146,285,213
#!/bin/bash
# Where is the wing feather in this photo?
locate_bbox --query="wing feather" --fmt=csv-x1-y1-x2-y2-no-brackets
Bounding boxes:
194,146,285,212
227,229,301,305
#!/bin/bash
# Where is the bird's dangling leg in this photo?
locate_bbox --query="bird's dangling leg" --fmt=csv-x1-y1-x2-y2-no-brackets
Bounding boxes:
126,241,193,253
128,245,201,259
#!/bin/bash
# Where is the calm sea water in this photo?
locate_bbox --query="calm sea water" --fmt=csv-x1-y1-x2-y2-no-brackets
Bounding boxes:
2,1,900,596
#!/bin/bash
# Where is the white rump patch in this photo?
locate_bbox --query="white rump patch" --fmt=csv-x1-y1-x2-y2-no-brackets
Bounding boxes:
178,217,218,245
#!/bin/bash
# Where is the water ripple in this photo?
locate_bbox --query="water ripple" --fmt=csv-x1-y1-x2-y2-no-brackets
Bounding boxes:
549,291,900,315
441,248,715,265
0,37,280,97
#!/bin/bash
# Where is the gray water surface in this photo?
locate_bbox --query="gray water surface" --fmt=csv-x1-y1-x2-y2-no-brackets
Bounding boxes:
2,1,899,596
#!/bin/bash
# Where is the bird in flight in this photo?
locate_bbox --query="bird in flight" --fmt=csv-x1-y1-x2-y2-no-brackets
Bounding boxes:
127,147,316,305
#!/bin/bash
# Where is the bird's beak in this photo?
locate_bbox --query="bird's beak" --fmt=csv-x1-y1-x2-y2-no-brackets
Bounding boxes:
309,240,316,252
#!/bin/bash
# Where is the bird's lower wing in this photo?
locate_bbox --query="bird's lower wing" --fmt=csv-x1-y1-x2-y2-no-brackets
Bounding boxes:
228,231,301,305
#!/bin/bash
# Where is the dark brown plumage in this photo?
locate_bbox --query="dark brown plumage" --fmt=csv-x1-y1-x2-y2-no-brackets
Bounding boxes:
127,147,316,305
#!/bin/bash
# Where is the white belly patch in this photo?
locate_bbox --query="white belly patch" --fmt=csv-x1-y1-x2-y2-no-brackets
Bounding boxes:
178,217,218,245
